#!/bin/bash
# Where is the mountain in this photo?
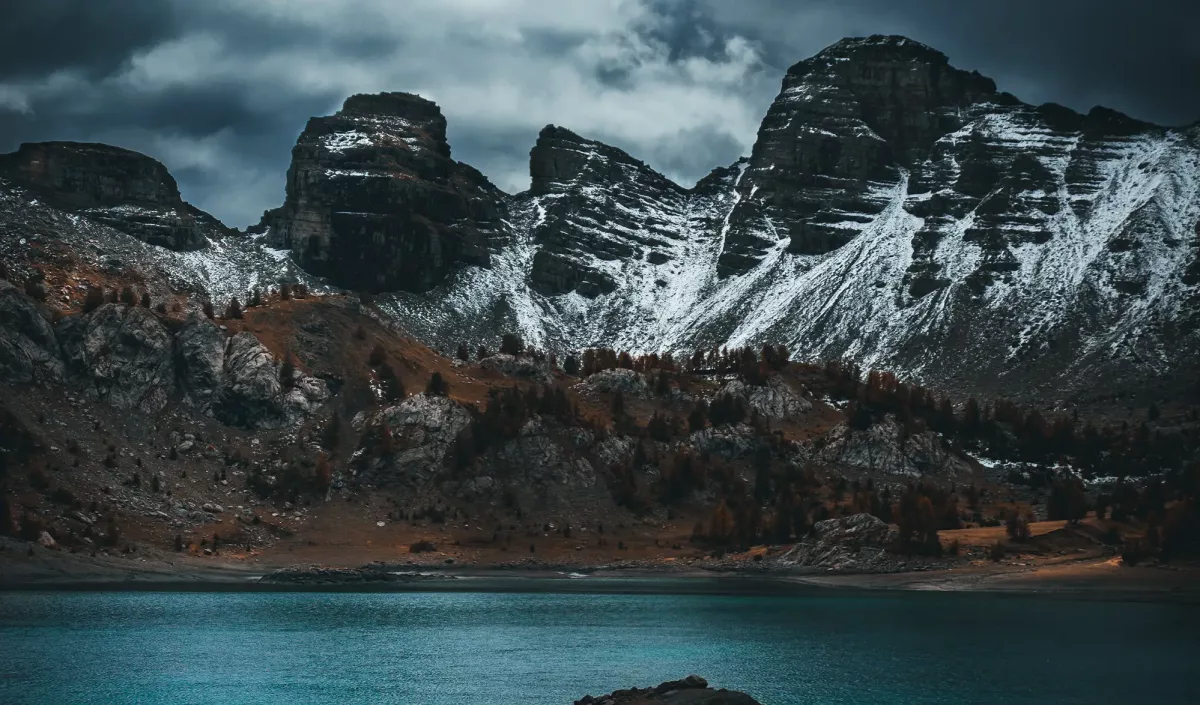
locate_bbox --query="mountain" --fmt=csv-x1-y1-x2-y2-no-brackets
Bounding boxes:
256,35,1200,402
2,36,1199,585
2,35,1197,404
0,141,230,251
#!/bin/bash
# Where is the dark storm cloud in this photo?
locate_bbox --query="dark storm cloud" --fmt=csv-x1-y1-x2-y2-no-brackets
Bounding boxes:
0,0,1191,228
0,0,180,81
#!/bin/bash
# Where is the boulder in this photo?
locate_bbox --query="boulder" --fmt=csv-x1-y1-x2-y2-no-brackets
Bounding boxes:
778,513,898,572
358,394,473,486
37,531,57,549
213,332,283,428
57,303,175,412
579,368,649,397
0,281,64,384
574,676,761,705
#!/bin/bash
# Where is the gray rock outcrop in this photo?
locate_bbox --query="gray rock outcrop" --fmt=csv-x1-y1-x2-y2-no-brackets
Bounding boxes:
579,368,649,398
262,92,506,292
0,281,64,384
357,394,473,486
817,416,969,479
478,353,552,382
175,312,226,408
57,303,176,412
717,377,811,419
778,513,898,572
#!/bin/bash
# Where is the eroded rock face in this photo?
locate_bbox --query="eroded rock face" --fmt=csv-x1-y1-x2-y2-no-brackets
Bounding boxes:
817,416,969,479
57,303,176,412
527,125,689,297
357,394,473,486
717,377,811,419
329,36,1198,404
720,35,999,272
0,286,326,427
214,332,283,427
0,141,225,250
175,312,226,408
263,92,507,292
0,281,64,384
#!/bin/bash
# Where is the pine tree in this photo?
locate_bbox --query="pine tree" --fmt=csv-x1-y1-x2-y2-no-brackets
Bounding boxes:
563,354,580,376
611,389,625,418
500,333,524,356
279,352,295,389
426,372,449,397
119,286,136,305
322,414,342,450
83,287,106,313
456,343,470,362
202,301,215,319
688,401,708,433
225,297,243,320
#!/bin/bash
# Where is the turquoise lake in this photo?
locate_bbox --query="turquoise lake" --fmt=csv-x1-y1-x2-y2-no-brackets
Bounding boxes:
0,588,1196,704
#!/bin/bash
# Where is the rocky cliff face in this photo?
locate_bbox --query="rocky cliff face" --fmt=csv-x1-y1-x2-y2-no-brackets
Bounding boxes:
526,126,691,298
720,36,999,272
262,92,508,293
0,293,327,427
365,35,1199,402
0,142,226,250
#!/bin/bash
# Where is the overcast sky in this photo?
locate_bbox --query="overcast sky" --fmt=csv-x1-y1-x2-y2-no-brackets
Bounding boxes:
1,0,1195,227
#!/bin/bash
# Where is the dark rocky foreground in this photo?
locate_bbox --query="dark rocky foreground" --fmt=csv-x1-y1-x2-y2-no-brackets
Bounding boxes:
575,676,761,705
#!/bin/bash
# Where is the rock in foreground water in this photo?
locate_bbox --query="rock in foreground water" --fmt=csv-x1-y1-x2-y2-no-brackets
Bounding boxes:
574,676,762,705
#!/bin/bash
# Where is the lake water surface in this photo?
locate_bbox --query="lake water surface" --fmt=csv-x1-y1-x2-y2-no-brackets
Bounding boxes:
0,587,1196,704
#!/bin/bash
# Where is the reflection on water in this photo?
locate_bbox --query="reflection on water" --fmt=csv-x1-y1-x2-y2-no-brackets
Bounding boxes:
0,589,1196,704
